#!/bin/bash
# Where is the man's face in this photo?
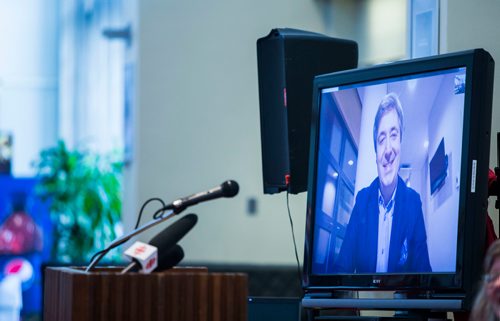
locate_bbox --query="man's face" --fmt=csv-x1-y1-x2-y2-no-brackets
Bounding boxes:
376,109,401,193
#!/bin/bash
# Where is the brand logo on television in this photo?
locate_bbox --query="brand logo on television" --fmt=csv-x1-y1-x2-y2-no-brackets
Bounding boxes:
372,278,381,284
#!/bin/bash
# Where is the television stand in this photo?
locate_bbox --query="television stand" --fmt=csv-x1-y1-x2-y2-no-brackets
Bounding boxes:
303,291,459,321
302,297,462,310
306,309,450,321
308,315,449,321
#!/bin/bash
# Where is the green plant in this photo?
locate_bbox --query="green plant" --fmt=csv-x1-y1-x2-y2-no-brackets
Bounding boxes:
35,141,123,263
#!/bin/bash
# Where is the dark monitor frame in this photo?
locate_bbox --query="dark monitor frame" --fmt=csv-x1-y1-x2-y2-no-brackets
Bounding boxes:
302,49,495,310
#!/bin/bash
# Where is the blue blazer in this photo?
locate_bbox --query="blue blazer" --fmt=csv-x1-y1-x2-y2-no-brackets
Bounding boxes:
333,176,432,273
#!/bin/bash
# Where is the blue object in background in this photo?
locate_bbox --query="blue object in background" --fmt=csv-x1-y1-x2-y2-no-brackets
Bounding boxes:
0,176,52,317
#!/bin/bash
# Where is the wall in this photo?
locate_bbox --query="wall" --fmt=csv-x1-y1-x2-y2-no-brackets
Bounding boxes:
131,0,410,265
319,0,408,66
0,0,59,177
442,0,500,234
361,0,408,65
133,0,323,265
425,74,464,271
355,84,386,192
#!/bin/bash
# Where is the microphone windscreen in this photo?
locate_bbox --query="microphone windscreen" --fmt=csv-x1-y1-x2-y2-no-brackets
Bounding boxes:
149,213,198,249
221,180,239,197
156,245,184,271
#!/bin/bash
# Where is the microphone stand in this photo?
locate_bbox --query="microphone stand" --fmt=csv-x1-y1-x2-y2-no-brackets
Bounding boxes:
85,179,238,272
85,209,176,272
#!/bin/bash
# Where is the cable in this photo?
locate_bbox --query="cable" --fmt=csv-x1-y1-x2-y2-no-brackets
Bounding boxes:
286,190,303,295
89,249,107,266
88,197,167,267
153,205,169,219
135,197,166,229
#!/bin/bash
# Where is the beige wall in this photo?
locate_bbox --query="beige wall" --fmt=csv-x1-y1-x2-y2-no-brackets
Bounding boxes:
441,0,500,234
129,0,409,265
319,0,407,66
361,0,407,65
132,0,324,264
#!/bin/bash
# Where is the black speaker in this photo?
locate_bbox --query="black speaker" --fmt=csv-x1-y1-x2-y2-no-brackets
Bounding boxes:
257,28,358,194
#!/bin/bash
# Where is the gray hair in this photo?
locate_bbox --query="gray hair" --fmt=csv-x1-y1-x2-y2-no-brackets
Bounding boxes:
372,92,404,151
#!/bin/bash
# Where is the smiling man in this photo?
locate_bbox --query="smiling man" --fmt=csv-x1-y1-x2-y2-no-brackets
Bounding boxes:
333,93,432,273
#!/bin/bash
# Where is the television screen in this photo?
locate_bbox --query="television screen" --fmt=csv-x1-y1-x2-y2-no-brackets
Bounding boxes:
303,49,494,310
429,137,448,195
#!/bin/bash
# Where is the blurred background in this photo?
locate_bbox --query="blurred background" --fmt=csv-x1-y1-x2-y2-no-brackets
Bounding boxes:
1,0,500,319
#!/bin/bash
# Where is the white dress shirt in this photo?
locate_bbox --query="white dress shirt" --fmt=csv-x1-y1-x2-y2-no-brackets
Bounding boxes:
376,187,397,273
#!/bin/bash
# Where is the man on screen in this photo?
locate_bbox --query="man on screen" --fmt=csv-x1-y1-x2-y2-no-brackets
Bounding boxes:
333,93,432,273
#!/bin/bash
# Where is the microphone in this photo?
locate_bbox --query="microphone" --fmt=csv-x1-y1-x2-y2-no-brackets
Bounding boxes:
164,180,239,214
149,213,198,248
120,214,197,273
155,245,184,271
85,208,177,272
123,241,158,273
122,244,184,273
86,179,235,271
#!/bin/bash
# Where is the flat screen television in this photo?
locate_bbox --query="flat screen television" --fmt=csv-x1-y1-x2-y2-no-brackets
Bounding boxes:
429,137,448,195
302,49,495,311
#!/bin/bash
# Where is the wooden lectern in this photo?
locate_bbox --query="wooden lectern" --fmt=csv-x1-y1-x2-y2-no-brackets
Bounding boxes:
44,266,248,321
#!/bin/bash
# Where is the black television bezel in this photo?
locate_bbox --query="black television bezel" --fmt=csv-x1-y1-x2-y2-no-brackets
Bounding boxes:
303,49,494,309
